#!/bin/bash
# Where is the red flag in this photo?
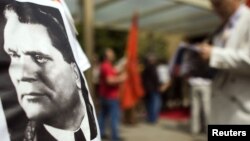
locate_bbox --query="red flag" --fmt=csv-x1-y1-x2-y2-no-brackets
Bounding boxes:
120,13,144,110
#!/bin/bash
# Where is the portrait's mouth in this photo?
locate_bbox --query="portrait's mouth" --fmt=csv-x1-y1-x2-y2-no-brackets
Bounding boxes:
21,93,47,102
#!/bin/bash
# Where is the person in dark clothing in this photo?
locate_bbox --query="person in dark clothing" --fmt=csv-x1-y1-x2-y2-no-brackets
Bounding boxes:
142,54,161,123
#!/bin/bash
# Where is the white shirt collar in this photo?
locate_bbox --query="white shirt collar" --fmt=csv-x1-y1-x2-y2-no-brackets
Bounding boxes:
213,4,247,47
44,95,90,141
228,4,246,28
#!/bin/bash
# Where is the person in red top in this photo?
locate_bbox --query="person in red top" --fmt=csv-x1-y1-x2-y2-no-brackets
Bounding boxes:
98,48,126,141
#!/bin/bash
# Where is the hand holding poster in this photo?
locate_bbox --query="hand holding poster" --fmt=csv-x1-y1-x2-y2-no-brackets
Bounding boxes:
169,42,215,79
168,42,201,77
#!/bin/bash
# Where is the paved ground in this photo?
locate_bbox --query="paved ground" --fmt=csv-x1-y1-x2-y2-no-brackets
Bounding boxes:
103,119,206,141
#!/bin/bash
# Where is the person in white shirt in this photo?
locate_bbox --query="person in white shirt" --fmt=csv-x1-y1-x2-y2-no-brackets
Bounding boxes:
199,0,250,124
1,2,97,141
156,59,171,111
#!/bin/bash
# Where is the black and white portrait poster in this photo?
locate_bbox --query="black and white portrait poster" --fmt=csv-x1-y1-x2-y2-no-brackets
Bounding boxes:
0,0,100,141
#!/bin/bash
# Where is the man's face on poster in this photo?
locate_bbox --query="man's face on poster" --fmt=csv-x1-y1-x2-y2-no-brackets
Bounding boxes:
3,10,81,121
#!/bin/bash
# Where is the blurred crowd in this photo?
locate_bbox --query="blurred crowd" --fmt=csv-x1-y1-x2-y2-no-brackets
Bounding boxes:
93,48,172,141
91,0,250,141
92,47,202,140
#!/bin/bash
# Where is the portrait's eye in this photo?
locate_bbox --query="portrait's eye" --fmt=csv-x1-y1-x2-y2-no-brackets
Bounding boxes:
8,50,20,58
34,54,49,64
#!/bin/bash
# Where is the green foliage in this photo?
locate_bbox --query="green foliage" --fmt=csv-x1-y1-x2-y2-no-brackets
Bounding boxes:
139,33,169,61
75,23,127,61
95,28,127,61
75,23,169,62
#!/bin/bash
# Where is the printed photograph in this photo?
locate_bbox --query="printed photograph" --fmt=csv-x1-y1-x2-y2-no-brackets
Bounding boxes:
0,1,97,141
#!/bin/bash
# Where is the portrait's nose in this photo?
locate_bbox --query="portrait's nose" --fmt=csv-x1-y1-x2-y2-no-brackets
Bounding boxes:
18,56,39,83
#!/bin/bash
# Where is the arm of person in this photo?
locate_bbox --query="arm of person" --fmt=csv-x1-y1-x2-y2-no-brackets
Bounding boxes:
114,57,127,74
159,81,171,93
106,72,126,85
102,63,126,86
209,35,250,75
199,20,250,75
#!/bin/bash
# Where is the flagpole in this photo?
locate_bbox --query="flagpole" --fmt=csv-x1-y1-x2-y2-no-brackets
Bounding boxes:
83,0,94,96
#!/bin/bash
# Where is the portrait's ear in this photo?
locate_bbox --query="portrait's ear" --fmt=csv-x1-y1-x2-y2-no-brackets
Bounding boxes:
71,63,81,89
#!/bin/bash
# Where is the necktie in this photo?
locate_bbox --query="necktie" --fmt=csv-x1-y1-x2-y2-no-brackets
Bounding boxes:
74,129,86,141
